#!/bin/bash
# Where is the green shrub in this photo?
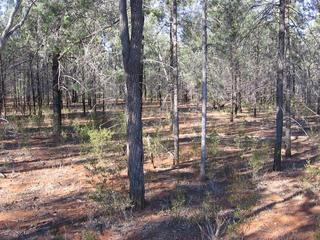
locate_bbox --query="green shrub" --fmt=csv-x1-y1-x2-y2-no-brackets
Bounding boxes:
89,185,133,218
201,192,220,219
87,128,113,155
248,150,264,175
29,114,45,128
116,112,127,136
171,186,187,218
235,133,254,151
0,123,8,140
74,123,92,142
144,129,167,167
303,160,320,191
241,135,255,151
73,121,114,156
82,230,97,240
248,143,269,177
227,175,258,212
207,130,220,156
10,115,29,134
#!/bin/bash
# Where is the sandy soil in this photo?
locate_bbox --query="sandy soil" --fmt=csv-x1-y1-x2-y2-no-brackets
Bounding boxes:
1,104,319,240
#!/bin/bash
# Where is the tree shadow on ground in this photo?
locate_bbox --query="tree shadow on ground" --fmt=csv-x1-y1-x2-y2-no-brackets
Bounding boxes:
0,192,96,240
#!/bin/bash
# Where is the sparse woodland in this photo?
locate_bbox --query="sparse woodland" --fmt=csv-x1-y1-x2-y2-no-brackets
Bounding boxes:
0,0,320,239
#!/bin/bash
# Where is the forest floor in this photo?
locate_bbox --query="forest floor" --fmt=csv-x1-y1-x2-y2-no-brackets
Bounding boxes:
0,102,320,240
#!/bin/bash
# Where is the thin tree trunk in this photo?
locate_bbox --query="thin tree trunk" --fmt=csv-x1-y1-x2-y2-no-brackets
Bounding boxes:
200,0,208,181
22,72,26,115
254,42,260,118
158,85,162,109
36,54,42,115
273,0,286,171
82,93,86,116
13,67,18,112
102,92,105,113
237,64,242,113
46,62,50,106
230,65,234,122
52,52,62,138
317,94,320,115
284,2,292,157
0,53,3,116
26,60,32,116
171,0,179,165
29,55,37,115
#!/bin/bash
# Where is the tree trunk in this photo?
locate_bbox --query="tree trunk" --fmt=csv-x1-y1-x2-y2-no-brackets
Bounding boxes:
317,95,320,115
52,52,62,138
200,0,208,181
171,0,179,166
13,67,18,112
102,92,105,113
26,66,32,115
254,42,261,118
273,0,286,171
230,65,234,122
46,62,50,107
82,93,86,116
284,3,292,157
119,0,145,210
36,54,42,115
29,55,37,115
235,60,241,114
0,54,4,116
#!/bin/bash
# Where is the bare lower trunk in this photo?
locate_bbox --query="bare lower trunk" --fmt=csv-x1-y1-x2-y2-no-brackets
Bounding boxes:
0,54,4,116
52,52,62,138
273,0,286,171
200,0,208,181
126,73,144,210
36,54,42,115
171,0,179,165
284,5,292,158
230,71,234,122
317,95,320,115
120,0,145,209
82,93,86,116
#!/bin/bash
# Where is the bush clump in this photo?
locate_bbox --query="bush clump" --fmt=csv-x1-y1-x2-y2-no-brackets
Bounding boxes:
90,185,133,218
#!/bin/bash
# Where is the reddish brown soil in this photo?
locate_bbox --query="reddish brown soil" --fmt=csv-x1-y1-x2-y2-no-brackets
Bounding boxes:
0,104,319,240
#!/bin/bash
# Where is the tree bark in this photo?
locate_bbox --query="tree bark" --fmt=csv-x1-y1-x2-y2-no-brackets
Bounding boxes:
52,52,62,138
36,54,42,115
0,54,4,116
119,0,145,210
253,42,260,118
200,0,208,181
273,0,286,171
230,59,234,122
82,93,86,116
171,0,179,166
29,55,37,115
284,2,292,157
